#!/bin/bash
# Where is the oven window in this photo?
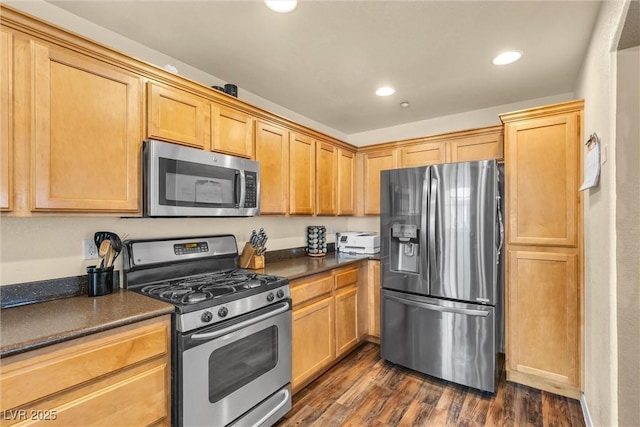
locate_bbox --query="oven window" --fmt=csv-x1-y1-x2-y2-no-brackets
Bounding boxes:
209,326,278,403
159,157,238,208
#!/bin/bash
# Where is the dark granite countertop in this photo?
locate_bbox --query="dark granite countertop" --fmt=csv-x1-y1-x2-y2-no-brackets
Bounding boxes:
259,252,377,281
0,290,174,358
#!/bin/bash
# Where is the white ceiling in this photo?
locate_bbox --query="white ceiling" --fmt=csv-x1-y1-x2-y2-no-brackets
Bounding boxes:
46,0,602,135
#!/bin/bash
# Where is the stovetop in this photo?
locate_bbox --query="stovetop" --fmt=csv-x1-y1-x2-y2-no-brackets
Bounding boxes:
140,269,285,306
122,235,291,331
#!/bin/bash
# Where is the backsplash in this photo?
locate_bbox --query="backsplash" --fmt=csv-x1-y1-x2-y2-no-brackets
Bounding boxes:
0,216,379,286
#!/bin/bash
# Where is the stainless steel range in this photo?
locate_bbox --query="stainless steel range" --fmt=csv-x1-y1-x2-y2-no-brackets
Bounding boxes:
122,235,291,427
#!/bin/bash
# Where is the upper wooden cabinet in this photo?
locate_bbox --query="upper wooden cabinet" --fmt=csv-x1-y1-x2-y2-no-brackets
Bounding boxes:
400,141,446,167
1,29,12,211
255,121,289,214
212,105,253,158
448,131,504,162
289,133,315,215
316,141,338,215
337,149,355,215
399,127,503,168
503,110,580,247
32,42,142,212
362,148,398,215
147,82,209,149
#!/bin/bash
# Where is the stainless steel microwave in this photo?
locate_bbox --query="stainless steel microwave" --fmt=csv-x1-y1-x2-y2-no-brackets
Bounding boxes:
144,140,259,217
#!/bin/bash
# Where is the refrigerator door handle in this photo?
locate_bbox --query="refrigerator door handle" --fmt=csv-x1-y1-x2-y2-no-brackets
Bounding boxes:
385,294,491,317
421,171,430,280
428,176,438,283
496,195,505,264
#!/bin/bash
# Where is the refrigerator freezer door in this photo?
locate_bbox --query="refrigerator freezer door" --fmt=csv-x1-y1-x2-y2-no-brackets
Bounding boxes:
430,160,498,305
380,289,496,393
380,167,429,295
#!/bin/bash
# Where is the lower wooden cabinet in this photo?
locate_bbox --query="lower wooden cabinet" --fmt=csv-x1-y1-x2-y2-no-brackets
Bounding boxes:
292,296,335,393
368,260,381,340
291,263,368,394
334,267,359,357
0,316,171,426
506,250,580,397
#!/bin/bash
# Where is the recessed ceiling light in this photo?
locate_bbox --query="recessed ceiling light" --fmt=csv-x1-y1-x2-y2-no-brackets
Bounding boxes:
492,51,522,65
400,101,410,108
376,87,395,97
264,0,297,13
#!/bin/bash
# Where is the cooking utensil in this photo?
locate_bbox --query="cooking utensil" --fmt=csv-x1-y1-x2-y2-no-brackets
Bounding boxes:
109,233,123,263
96,240,110,269
94,231,111,250
105,241,116,268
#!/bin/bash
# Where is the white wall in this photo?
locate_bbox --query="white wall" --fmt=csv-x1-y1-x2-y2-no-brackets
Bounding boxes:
2,0,350,143
348,93,574,146
615,45,640,427
573,1,631,425
0,216,351,285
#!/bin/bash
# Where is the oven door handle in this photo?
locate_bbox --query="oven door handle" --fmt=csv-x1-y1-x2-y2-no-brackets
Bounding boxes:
249,387,290,427
191,301,290,340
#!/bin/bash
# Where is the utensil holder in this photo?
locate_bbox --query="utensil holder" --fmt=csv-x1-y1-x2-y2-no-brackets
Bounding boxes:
239,243,265,269
87,265,115,297
306,226,327,257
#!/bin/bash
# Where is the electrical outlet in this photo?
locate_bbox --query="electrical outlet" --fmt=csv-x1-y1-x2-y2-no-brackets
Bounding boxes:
82,239,99,260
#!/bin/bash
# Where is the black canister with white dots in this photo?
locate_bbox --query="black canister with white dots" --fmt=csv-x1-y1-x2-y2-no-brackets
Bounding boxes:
306,226,327,257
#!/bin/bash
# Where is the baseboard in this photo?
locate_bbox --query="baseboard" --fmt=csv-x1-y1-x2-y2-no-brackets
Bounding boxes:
580,393,593,427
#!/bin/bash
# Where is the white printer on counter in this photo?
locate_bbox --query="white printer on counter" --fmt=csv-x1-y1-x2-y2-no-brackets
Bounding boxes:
336,232,380,254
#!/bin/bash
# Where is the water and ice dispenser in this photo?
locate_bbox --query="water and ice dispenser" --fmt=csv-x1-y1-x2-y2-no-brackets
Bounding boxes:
390,223,420,273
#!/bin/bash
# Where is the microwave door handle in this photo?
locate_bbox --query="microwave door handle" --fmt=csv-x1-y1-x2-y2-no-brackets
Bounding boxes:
234,171,242,207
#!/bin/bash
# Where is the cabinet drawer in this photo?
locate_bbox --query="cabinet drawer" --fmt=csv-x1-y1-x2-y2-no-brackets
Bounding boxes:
335,268,358,289
291,274,333,307
7,360,168,427
0,318,169,412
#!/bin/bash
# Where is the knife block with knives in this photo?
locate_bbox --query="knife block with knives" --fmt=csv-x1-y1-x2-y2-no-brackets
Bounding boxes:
239,229,268,269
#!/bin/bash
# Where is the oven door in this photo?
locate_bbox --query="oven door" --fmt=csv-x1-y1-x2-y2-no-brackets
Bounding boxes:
178,300,292,427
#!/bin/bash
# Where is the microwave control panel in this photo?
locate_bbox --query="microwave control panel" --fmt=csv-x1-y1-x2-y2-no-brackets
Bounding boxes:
245,172,257,208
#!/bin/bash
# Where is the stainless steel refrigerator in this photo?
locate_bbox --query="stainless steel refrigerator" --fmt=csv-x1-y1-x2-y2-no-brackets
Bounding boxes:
380,159,504,393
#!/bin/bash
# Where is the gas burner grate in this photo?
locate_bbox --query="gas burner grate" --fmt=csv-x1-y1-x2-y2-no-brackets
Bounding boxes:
140,269,283,304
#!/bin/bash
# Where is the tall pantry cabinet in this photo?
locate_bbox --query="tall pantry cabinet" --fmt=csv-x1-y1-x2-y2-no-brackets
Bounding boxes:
500,100,584,399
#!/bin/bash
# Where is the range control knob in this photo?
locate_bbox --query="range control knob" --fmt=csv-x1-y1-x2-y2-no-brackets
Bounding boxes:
218,307,229,318
276,289,285,299
267,292,275,302
201,311,213,323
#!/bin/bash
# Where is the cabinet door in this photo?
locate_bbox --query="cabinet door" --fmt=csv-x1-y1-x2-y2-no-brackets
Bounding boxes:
289,133,315,215
33,43,142,212
368,261,381,338
505,113,580,247
316,141,337,215
400,141,446,167
335,286,358,358
1,29,12,210
507,250,579,391
147,82,209,149
292,297,334,392
255,121,288,214
212,105,253,158
447,132,504,162
337,149,355,215
363,149,397,215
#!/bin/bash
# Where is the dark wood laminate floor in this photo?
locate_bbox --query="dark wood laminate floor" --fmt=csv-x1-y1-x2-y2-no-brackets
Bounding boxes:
277,343,585,427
